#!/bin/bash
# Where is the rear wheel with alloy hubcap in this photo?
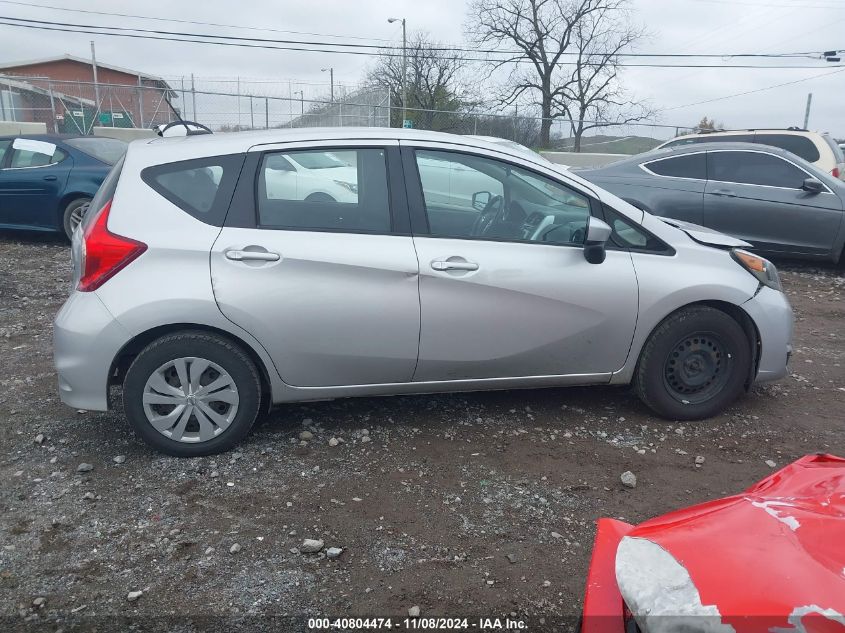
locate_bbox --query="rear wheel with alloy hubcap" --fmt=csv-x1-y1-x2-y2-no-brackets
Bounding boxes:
124,331,261,456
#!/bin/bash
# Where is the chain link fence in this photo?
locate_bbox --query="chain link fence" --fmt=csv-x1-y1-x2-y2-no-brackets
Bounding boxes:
0,74,693,153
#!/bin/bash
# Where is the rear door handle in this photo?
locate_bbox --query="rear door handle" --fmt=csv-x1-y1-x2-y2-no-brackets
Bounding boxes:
43,175,57,181
431,259,479,272
225,249,281,262
710,189,737,197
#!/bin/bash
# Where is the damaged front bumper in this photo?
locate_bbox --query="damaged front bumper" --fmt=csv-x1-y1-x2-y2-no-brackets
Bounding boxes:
580,454,845,633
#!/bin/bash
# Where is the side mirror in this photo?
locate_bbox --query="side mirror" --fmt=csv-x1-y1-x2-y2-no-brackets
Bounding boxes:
472,191,492,210
583,217,612,264
802,178,824,194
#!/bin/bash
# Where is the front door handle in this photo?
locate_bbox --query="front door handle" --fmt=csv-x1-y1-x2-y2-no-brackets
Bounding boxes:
225,249,281,262
710,189,737,197
43,175,57,181
431,259,479,272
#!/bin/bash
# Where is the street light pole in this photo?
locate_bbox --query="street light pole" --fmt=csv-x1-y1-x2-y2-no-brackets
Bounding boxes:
388,17,407,127
322,67,334,102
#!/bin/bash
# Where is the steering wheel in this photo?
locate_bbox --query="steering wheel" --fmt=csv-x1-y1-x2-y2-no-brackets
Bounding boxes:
471,195,505,237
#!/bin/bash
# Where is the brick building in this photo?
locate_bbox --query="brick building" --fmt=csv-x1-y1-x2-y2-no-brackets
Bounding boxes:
0,54,175,132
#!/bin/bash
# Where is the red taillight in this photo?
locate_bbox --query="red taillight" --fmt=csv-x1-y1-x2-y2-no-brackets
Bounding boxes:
78,200,147,292
832,167,841,179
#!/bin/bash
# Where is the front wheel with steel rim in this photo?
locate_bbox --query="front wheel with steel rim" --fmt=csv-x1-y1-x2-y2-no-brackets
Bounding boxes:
62,197,90,240
124,331,261,456
635,306,751,421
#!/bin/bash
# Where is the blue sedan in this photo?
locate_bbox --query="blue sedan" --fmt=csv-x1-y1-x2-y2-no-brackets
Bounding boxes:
0,134,127,239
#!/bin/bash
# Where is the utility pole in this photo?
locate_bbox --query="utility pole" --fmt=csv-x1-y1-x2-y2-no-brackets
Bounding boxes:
388,17,407,127
90,41,101,122
190,73,197,121
322,67,334,102
803,93,813,129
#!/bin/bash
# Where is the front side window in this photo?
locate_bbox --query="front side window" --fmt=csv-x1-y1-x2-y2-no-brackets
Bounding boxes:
644,153,706,179
707,151,808,189
9,138,66,168
257,148,390,232
414,150,591,246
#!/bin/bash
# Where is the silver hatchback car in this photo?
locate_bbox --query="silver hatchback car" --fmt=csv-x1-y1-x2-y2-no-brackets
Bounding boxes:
54,128,792,456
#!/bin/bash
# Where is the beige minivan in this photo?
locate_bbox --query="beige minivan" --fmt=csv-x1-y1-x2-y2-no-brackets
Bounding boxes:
659,128,845,181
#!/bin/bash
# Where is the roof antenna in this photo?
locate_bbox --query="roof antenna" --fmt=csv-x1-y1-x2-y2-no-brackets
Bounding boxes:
153,89,212,137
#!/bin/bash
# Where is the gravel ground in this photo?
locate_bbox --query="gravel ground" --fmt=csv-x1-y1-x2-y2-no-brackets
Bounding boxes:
1,231,843,632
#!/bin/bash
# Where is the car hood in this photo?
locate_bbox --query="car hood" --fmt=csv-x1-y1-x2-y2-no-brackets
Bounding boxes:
658,217,751,249
615,454,845,633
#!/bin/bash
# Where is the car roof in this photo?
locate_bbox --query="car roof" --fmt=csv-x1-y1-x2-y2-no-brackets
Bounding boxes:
672,128,822,138
134,127,548,167
639,141,809,161
0,133,87,142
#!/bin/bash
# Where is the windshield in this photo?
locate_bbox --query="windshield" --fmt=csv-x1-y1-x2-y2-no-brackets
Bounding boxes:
290,152,348,169
65,137,128,165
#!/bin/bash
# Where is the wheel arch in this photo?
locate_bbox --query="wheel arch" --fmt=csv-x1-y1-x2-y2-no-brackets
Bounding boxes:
56,192,93,227
628,299,761,389
109,323,274,405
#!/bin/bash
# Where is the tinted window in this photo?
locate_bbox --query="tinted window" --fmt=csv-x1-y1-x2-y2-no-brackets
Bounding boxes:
257,148,390,232
141,154,244,226
0,139,10,165
65,137,127,165
754,134,820,163
644,153,706,179
415,150,591,246
708,151,808,189
9,138,66,168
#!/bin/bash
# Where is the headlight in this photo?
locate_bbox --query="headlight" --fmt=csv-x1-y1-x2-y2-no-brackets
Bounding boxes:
333,180,358,194
615,537,735,633
731,249,782,292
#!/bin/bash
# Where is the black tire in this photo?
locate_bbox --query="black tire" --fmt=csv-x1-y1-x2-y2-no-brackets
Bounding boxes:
123,331,261,457
634,306,750,420
61,197,91,240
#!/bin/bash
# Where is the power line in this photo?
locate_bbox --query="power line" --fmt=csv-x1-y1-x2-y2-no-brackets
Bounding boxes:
664,66,845,110
0,14,836,60
0,0,397,42
0,17,842,70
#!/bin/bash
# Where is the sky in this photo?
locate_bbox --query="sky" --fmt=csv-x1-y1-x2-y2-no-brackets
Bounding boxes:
0,0,843,139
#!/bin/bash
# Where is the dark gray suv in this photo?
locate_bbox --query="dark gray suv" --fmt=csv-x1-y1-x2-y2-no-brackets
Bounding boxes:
578,142,845,262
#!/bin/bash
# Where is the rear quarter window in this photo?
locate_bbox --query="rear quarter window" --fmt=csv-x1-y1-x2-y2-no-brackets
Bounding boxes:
141,154,245,226
754,134,820,163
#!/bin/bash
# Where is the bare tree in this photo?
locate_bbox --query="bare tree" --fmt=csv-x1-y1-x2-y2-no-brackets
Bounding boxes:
367,34,468,131
466,0,649,148
556,4,653,150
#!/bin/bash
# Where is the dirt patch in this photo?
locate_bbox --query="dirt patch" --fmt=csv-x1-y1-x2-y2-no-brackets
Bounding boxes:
1,230,843,631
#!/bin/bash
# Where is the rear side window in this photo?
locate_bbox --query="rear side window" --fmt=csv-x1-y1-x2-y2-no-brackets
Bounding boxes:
0,139,10,165
708,151,808,189
643,153,706,179
141,154,245,226
9,138,67,168
256,148,391,233
754,134,820,163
